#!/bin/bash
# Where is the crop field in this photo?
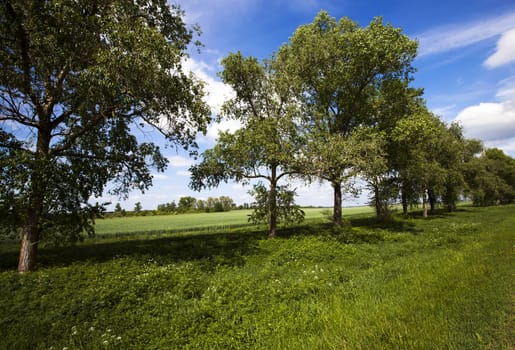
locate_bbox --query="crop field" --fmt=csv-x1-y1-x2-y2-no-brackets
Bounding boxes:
94,206,374,236
0,205,513,349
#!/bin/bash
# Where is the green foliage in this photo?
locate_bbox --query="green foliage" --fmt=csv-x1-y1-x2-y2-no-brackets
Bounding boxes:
277,10,419,224
177,196,197,213
0,0,210,270
0,205,513,348
248,182,305,225
190,51,305,236
464,148,515,206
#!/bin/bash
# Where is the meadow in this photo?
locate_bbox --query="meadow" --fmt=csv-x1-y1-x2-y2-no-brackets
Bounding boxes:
0,205,513,349
93,207,374,237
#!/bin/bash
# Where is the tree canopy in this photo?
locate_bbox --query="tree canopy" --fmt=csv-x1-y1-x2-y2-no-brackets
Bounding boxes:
0,0,210,272
277,11,419,225
190,52,305,236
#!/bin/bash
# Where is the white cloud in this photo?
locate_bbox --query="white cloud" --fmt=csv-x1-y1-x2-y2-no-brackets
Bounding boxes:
151,173,169,180
168,155,194,167
455,77,515,155
183,58,234,115
430,104,457,120
204,118,243,143
484,28,515,68
416,11,515,57
176,170,190,177
183,57,243,144
455,102,515,141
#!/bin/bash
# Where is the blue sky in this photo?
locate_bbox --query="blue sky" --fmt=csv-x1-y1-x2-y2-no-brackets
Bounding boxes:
104,0,515,210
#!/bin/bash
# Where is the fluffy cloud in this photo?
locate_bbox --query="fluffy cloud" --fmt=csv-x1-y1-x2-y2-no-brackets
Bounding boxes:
183,58,242,144
484,27,515,68
455,78,515,155
455,102,515,141
168,155,194,168
183,58,234,115
417,11,515,57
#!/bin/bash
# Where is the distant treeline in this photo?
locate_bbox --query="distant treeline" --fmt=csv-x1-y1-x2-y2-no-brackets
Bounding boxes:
108,196,249,217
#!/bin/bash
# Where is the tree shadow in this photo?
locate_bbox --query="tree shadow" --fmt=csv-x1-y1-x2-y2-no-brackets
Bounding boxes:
0,229,266,271
347,216,418,233
0,207,478,271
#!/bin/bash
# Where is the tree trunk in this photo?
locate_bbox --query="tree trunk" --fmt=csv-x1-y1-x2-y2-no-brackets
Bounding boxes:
445,184,456,212
373,179,381,220
332,181,343,226
269,168,278,237
18,120,51,273
18,167,45,272
401,185,408,215
428,188,436,214
422,190,428,218
18,213,39,273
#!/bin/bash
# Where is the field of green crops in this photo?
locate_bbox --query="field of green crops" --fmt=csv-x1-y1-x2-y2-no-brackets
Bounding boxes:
0,205,513,349
93,206,374,236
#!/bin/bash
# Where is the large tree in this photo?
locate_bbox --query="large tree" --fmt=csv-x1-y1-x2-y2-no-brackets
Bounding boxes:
278,11,418,225
464,148,515,206
190,52,304,237
0,0,210,272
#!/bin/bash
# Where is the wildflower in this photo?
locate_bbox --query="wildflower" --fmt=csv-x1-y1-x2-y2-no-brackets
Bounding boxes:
116,336,122,341
89,327,95,332
103,340,109,345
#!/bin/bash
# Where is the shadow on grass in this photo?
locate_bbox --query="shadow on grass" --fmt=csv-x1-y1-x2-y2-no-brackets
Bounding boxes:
0,229,268,271
1,208,471,271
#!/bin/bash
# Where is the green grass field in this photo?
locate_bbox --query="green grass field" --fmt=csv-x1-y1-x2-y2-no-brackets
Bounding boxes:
0,205,513,349
93,206,374,236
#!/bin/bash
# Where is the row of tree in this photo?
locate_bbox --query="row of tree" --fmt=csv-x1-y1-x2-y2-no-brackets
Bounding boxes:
190,11,515,237
156,196,235,213
108,196,236,216
1,2,513,271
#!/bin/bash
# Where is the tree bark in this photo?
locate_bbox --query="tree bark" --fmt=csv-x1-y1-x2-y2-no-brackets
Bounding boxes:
401,185,408,215
18,119,51,273
428,188,436,214
373,179,381,220
422,190,428,218
269,167,278,237
332,181,343,226
18,211,39,272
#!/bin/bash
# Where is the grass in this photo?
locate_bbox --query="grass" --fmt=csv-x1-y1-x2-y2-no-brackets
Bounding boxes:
93,206,374,236
0,205,513,349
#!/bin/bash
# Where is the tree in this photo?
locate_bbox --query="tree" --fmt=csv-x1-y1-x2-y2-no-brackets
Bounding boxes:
0,1,210,272
391,109,449,217
248,182,304,226
218,196,234,212
133,202,142,213
190,52,304,237
157,201,177,213
278,11,418,225
464,148,515,206
436,124,482,212
177,196,196,213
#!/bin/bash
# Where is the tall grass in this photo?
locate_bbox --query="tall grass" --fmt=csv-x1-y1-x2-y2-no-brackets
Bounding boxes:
0,205,512,349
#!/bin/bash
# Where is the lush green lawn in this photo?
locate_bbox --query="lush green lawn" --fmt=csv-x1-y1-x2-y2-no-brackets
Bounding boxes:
93,206,374,236
0,205,513,349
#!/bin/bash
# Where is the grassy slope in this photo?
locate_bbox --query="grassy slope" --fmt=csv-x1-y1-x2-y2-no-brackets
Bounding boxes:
0,205,513,349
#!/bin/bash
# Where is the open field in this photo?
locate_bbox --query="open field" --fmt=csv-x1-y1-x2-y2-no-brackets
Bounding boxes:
94,206,375,236
0,205,513,349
